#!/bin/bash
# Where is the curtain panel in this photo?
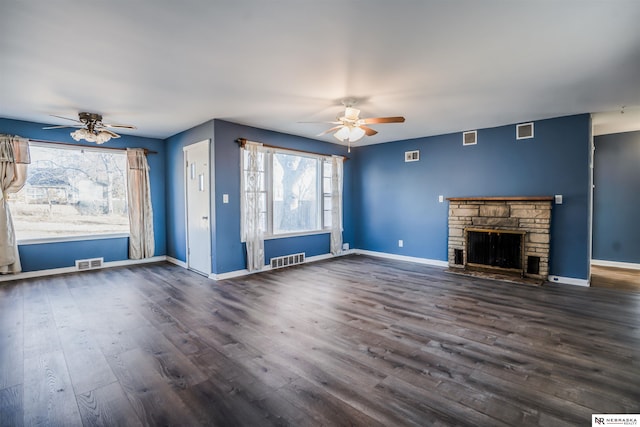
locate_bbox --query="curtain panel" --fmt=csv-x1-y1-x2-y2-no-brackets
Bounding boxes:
241,141,265,272
0,135,30,274
330,155,344,255
126,148,154,259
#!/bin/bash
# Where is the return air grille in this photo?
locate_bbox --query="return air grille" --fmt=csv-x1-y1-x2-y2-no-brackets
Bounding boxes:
516,122,534,140
463,130,477,146
270,253,305,269
76,257,104,271
404,150,420,162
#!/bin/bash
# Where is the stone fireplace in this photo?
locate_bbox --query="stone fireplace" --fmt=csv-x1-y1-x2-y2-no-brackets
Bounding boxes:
447,197,553,281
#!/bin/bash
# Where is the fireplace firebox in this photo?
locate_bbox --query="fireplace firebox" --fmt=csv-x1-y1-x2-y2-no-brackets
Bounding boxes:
466,228,525,273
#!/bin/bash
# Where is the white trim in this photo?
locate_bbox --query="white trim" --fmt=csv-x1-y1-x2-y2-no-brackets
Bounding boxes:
591,259,640,270
354,249,449,268
18,233,129,246
0,256,167,283
547,275,590,287
166,256,188,268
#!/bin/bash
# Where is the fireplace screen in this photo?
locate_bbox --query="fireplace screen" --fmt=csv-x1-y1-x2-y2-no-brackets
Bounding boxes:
466,229,524,270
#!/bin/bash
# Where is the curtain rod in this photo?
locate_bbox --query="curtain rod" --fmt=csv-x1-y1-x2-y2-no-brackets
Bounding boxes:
28,138,158,155
235,138,349,161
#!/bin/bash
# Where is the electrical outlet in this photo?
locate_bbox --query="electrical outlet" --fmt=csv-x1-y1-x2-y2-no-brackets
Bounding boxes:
398,240,404,248
438,195,444,203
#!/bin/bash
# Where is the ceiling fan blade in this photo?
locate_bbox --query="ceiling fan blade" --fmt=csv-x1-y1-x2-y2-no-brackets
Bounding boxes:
299,121,342,124
317,126,344,136
50,114,83,124
360,125,378,136
42,124,82,130
102,123,137,129
360,116,406,125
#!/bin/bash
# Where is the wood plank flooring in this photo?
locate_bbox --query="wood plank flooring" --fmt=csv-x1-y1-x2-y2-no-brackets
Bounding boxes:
1,255,639,426
591,264,640,292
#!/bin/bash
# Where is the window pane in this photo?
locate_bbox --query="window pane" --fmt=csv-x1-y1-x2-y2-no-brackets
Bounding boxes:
323,210,332,228
10,145,129,239
324,196,332,211
272,153,318,234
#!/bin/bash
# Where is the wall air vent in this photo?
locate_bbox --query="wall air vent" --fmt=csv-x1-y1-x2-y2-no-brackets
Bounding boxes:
516,122,534,140
463,131,477,146
404,150,420,162
76,257,104,271
270,253,305,269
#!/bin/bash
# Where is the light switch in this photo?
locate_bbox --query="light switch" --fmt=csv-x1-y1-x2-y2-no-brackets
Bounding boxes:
223,194,229,204
554,194,563,204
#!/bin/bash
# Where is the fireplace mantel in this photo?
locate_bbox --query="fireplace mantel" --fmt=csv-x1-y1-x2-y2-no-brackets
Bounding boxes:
447,196,554,202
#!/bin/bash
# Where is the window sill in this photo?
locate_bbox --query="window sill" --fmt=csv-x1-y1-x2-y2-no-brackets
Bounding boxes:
17,233,130,246
264,230,331,241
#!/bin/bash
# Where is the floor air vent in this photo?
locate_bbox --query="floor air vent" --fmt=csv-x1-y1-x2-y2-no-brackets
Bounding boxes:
76,257,104,271
270,253,305,269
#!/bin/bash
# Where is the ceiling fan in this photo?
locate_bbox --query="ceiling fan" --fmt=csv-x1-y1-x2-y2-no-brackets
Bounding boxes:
43,112,136,144
311,100,405,151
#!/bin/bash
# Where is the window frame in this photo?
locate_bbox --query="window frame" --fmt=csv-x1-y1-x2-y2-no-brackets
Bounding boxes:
12,141,131,245
241,146,335,241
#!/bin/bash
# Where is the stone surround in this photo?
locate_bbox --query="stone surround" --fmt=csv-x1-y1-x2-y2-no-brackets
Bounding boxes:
447,197,553,280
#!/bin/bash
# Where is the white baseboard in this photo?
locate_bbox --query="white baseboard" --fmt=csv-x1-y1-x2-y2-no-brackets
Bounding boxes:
547,275,590,287
0,256,167,283
211,251,350,281
591,259,640,270
354,249,449,268
166,256,188,268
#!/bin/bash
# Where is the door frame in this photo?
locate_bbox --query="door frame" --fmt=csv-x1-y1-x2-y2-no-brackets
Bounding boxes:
183,139,212,275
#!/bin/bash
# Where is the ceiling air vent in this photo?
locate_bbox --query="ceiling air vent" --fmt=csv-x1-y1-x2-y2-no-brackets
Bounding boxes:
404,150,420,162
463,130,477,146
516,122,534,140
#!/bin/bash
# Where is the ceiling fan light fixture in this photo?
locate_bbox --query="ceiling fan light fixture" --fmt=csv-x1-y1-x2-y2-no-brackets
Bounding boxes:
344,107,360,121
348,126,365,142
334,125,350,141
70,128,112,144
332,124,366,143
94,131,112,144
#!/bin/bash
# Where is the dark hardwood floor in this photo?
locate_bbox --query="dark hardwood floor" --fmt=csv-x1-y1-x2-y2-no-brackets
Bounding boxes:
1,255,639,426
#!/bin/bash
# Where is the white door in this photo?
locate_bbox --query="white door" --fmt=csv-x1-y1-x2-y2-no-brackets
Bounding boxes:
184,140,211,275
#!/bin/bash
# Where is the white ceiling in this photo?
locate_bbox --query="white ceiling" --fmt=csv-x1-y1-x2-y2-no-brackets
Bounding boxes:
1,0,639,145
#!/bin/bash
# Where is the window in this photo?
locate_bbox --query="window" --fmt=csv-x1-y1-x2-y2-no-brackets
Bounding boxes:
9,143,129,241
242,147,334,238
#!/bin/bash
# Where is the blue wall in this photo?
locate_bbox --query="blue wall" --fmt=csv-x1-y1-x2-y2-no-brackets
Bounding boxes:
353,114,591,279
163,119,352,275
593,130,640,263
0,118,166,271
